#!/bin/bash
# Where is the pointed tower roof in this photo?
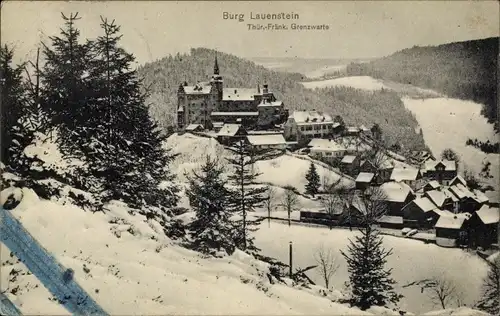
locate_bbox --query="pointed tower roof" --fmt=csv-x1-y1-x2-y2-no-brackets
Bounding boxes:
214,53,220,75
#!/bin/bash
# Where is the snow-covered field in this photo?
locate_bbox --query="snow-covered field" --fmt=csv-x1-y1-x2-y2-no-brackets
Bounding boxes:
301,76,389,91
254,222,489,315
403,97,499,191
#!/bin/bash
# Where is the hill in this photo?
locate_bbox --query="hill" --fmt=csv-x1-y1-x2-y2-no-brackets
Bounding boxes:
346,37,499,131
137,48,427,151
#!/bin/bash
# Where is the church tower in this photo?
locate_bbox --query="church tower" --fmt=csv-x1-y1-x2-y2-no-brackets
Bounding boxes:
210,53,223,102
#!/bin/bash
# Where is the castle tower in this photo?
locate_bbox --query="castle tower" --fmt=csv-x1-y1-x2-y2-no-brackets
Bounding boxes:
210,54,223,102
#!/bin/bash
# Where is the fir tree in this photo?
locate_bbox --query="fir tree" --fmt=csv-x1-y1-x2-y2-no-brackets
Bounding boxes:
340,189,402,310
226,140,271,253
87,16,179,212
186,155,235,255
476,255,500,316
305,162,320,196
41,12,92,157
0,45,29,172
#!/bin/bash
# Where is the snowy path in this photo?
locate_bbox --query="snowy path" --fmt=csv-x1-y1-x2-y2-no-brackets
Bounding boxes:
0,208,108,316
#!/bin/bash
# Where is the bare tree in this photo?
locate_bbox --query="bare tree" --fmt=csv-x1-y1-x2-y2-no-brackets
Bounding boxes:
404,276,461,309
264,185,277,228
321,175,353,229
281,186,300,226
314,244,340,289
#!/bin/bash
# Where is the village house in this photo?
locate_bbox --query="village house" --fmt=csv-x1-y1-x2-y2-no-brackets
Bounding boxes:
359,158,394,185
378,181,415,216
468,205,499,249
435,213,470,248
450,183,485,213
355,172,375,190
424,160,457,185
340,155,360,176
177,56,288,130
402,196,440,229
246,134,287,152
284,110,334,144
377,215,404,229
307,138,347,163
424,189,457,212
389,167,423,191
184,123,204,133
216,124,247,146
423,180,441,192
449,175,467,187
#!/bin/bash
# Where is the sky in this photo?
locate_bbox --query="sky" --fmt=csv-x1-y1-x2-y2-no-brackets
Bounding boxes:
2,1,499,65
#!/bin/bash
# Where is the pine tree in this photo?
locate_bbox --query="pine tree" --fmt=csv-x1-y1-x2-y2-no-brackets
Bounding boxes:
186,155,235,255
87,16,179,212
476,255,500,315
340,189,402,310
41,12,92,157
305,162,320,196
226,140,270,253
0,45,29,172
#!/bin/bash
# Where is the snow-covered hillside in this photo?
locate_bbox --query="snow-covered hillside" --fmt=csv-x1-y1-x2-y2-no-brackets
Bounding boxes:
301,76,389,91
403,97,499,191
0,188,369,315
166,133,354,192
255,223,489,315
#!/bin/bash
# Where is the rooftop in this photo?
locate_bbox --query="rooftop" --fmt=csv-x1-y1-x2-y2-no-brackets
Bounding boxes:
183,83,212,95
307,138,346,152
290,110,333,125
450,175,467,187
341,155,357,164
379,181,413,203
223,88,260,101
412,197,438,213
356,172,375,183
425,189,450,207
217,124,243,137
185,124,203,131
377,215,403,224
211,112,259,117
476,205,500,225
435,214,468,229
425,180,441,190
390,167,420,182
246,134,286,146
258,100,283,107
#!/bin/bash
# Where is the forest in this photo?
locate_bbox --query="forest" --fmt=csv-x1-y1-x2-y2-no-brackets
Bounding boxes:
346,37,499,132
137,48,427,151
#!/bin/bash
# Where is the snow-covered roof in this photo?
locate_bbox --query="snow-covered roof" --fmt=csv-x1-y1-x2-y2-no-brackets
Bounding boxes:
290,111,333,125
341,155,357,164
217,124,243,137
185,124,203,131
435,160,457,171
390,167,420,182
258,100,283,107
450,175,467,187
435,214,467,229
433,209,454,217
448,185,467,200
424,180,441,190
475,205,500,225
307,139,346,152
359,125,370,132
212,122,224,128
177,105,184,112
412,197,439,213
211,112,259,117
443,189,459,202
347,126,360,133
473,190,489,204
183,83,212,94
377,215,403,224
455,184,474,198
223,88,259,101
425,190,451,207
246,134,286,146
356,172,374,183
379,182,413,203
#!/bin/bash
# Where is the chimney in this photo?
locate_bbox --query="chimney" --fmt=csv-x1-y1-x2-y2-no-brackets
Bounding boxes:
234,89,237,94
263,84,269,94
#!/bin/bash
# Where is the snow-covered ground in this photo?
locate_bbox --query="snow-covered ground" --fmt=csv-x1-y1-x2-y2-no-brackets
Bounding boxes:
0,188,370,315
254,222,489,315
301,76,389,91
166,133,354,193
403,97,499,191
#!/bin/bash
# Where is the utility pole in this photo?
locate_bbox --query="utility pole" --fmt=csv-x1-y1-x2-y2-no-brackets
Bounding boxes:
289,241,293,279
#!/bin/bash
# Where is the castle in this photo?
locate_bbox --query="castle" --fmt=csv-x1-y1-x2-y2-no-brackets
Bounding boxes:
177,56,289,130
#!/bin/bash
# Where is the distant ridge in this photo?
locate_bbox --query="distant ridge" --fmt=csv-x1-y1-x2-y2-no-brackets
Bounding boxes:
346,37,499,131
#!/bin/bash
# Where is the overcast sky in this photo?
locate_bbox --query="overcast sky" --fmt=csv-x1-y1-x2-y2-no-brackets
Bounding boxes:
2,1,499,65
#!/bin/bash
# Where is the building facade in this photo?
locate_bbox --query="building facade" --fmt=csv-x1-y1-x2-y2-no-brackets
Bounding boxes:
177,56,288,130
284,110,335,144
